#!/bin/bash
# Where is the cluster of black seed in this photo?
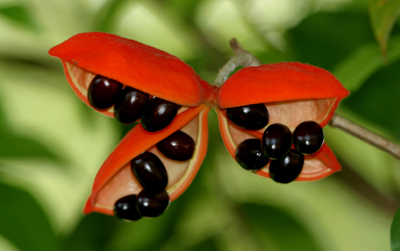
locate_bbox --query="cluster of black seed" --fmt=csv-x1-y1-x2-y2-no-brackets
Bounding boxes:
113,130,195,221
88,75,180,132
228,104,324,184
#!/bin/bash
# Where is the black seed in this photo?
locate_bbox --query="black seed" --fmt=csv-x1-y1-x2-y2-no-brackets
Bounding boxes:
269,149,304,184
114,195,142,221
131,152,168,193
235,138,270,170
114,87,149,124
136,190,169,217
156,131,195,161
293,121,324,155
141,97,180,132
261,123,293,159
88,75,122,109
226,103,269,130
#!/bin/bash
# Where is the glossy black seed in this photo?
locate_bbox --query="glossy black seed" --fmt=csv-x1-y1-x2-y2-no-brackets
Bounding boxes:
261,123,293,159
156,131,195,161
131,152,168,193
88,75,122,109
114,87,149,124
136,190,170,217
114,195,142,221
293,121,324,155
235,138,270,170
141,97,180,132
269,149,304,184
226,103,269,130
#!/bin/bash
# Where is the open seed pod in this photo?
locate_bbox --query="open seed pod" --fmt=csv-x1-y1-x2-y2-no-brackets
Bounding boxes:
49,33,351,219
48,32,213,128
217,62,350,181
84,104,210,217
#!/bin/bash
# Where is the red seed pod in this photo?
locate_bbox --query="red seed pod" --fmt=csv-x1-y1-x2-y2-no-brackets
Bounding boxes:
83,104,210,216
48,32,213,117
217,62,349,181
49,33,350,218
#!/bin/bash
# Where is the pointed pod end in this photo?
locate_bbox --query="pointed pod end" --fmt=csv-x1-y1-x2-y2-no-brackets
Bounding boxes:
83,197,115,216
83,197,93,214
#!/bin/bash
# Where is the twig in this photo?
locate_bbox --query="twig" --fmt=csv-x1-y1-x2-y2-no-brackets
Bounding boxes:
213,38,262,87
329,114,400,160
215,37,400,160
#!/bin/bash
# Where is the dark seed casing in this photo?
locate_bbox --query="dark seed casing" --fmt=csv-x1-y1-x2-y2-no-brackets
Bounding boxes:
88,75,122,110
269,149,304,184
114,195,142,221
235,138,270,170
226,103,269,130
141,97,180,132
136,190,170,217
293,121,324,155
131,152,168,193
261,123,292,159
156,131,195,161
114,87,149,124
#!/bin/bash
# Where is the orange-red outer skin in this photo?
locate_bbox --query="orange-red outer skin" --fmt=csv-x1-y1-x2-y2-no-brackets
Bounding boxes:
49,32,214,106
84,104,210,215
218,62,350,128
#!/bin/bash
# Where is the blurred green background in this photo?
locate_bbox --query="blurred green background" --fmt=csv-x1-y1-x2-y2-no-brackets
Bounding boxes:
1,0,400,250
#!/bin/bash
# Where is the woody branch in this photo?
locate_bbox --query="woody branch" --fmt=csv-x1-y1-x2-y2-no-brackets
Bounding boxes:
213,38,400,160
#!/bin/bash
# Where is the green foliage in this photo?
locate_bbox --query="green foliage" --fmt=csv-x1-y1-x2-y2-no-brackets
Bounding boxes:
392,207,400,251
0,0,399,250
241,203,323,251
343,59,400,138
369,0,400,57
0,5,38,31
0,183,58,251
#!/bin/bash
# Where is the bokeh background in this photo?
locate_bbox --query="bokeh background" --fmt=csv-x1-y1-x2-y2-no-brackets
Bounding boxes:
1,0,400,250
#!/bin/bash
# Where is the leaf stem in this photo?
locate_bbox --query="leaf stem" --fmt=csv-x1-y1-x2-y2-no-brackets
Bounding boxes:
215,37,400,160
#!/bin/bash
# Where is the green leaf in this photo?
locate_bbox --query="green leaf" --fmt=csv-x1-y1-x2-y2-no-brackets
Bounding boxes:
191,238,219,251
391,207,400,250
369,0,400,58
341,59,400,138
167,0,203,24
92,0,129,31
0,131,60,160
241,203,323,251
289,12,375,70
61,214,118,251
0,182,58,251
0,5,38,31
333,35,400,92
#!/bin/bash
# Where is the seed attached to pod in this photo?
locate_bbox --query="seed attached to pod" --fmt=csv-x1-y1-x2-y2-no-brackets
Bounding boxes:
114,195,142,221
156,130,195,161
131,152,168,193
226,103,269,130
293,121,324,154
114,87,149,124
261,123,292,159
141,97,180,132
88,75,122,110
269,149,304,184
136,190,170,217
235,138,270,170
